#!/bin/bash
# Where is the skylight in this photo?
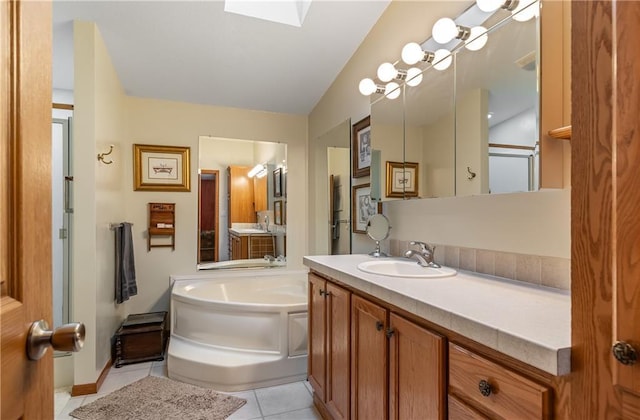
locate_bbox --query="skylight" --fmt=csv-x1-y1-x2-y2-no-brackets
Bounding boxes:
224,0,312,28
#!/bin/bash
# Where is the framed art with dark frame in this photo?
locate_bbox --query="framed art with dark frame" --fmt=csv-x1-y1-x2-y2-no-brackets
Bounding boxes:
352,116,371,178
386,161,419,198
273,168,282,197
352,183,379,233
133,144,191,191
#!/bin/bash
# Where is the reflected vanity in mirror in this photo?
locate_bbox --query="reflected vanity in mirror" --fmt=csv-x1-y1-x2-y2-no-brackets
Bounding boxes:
366,213,391,257
369,0,542,200
198,136,287,270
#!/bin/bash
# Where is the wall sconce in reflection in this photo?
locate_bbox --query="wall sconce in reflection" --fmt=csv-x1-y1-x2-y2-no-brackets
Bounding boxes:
97,145,114,165
247,163,268,178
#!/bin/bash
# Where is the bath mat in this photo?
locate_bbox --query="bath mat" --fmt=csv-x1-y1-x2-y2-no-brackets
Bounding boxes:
69,376,246,420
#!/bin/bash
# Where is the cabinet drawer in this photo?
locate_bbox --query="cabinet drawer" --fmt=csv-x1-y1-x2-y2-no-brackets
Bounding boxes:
448,394,488,420
448,343,550,420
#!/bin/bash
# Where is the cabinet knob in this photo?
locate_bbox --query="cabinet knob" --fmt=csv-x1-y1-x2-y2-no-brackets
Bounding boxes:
478,379,492,397
376,321,384,331
613,341,638,365
319,289,326,297
386,328,395,339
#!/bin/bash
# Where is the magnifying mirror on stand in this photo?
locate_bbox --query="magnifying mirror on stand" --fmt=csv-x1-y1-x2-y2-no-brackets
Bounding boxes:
366,214,391,257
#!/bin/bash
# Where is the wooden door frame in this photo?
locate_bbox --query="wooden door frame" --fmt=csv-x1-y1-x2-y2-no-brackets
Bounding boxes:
198,169,219,263
572,1,640,417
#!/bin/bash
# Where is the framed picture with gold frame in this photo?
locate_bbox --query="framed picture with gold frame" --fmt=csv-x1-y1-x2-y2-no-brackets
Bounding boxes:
133,144,191,191
386,161,419,198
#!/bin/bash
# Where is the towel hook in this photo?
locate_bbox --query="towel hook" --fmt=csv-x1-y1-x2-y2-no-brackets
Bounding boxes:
97,145,114,165
467,166,476,180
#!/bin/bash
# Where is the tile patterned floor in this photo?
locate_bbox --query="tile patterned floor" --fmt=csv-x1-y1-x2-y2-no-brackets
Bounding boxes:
55,360,321,420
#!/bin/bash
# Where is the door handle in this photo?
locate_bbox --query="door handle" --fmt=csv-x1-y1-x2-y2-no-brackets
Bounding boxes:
27,320,85,360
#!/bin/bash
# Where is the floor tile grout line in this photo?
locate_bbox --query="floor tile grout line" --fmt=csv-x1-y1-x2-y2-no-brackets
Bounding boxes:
252,389,266,419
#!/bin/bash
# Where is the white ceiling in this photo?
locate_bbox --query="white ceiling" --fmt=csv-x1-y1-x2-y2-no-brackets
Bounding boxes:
52,0,391,115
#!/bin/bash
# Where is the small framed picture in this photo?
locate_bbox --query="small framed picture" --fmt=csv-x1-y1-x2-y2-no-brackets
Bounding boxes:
274,200,283,225
133,144,190,191
352,183,378,233
274,168,282,197
352,116,371,178
386,161,419,198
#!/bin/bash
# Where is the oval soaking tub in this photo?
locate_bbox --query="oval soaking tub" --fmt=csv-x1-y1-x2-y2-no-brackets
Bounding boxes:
168,269,308,391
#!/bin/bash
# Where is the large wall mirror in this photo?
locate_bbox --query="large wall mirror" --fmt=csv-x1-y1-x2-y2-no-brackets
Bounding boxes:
198,136,287,269
370,0,540,201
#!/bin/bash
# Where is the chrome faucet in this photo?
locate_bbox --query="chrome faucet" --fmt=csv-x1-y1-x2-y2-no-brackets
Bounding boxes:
404,241,440,268
264,214,270,232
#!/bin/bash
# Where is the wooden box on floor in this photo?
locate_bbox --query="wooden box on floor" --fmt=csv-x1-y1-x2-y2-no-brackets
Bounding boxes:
114,311,167,368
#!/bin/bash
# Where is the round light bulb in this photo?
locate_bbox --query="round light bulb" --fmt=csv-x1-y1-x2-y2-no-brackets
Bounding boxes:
385,82,401,100
432,17,458,44
359,78,377,96
401,42,424,65
377,62,398,82
476,0,504,12
465,26,488,51
406,68,423,87
433,49,452,71
512,0,538,22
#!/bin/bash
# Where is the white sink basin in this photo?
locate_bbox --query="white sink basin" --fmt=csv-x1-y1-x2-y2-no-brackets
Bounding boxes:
357,259,457,278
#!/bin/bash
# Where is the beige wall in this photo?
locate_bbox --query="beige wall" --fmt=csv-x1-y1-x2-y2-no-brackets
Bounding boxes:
386,189,571,258
73,21,130,384
422,113,455,197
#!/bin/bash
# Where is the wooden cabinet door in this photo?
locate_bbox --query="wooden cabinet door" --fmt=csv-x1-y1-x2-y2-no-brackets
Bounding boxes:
308,274,327,401
326,282,351,420
228,166,255,224
388,313,445,420
351,295,387,420
1,0,54,418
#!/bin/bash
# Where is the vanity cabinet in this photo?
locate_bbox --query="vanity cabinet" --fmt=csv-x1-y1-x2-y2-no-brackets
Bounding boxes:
229,232,248,260
308,268,557,420
351,295,445,420
308,274,351,420
229,231,275,260
351,296,388,420
309,273,445,420
448,343,550,419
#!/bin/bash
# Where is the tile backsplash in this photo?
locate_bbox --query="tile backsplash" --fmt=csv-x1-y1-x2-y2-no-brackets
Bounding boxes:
390,239,570,291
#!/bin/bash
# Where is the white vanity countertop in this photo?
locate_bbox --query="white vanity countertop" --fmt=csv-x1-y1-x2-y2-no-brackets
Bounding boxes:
229,227,272,235
303,254,571,376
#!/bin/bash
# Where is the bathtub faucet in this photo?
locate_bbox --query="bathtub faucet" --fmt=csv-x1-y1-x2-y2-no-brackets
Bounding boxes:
264,255,276,262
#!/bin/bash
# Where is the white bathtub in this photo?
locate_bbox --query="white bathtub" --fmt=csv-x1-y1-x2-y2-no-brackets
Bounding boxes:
167,269,308,391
